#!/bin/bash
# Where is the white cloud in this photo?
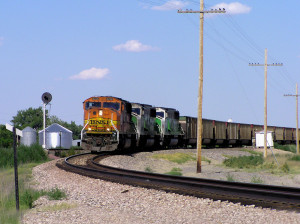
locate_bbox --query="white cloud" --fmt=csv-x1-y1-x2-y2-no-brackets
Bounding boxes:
151,0,189,11
69,67,110,80
212,2,251,15
113,40,158,52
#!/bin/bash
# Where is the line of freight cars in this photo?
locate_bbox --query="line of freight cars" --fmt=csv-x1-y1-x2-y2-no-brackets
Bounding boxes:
81,96,296,152
180,117,296,148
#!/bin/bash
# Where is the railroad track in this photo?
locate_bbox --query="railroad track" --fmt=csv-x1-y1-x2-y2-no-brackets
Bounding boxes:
56,152,300,211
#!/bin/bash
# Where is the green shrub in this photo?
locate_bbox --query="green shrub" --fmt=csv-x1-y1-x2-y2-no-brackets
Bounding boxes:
281,162,290,173
274,142,296,153
145,167,154,173
223,155,263,169
289,155,300,161
251,176,263,184
202,156,211,164
152,153,196,164
226,173,235,182
261,161,276,169
66,147,76,156
46,188,66,200
164,168,182,176
0,144,48,168
60,151,67,157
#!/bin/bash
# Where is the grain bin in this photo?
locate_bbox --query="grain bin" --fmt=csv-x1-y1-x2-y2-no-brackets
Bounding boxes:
39,123,72,149
20,127,37,146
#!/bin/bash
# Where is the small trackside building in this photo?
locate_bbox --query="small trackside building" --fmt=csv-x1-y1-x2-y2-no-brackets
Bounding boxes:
39,123,73,149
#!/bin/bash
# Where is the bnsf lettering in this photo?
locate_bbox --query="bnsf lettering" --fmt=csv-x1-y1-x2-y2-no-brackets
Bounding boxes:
90,120,109,125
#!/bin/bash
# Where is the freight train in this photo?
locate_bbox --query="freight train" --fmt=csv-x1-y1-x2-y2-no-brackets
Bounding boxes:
81,96,297,152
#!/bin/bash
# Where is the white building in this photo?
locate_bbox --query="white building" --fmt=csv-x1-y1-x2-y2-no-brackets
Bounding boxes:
255,131,274,148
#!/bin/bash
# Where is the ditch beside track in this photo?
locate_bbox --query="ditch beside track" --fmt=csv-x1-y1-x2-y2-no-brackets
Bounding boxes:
56,152,300,212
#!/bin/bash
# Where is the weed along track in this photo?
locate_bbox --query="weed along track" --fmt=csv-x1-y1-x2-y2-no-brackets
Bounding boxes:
56,152,300,212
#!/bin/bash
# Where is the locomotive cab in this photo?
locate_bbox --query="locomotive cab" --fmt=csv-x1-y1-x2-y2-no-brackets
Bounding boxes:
131,103,158,148
155,107,183,147
81,96,135,152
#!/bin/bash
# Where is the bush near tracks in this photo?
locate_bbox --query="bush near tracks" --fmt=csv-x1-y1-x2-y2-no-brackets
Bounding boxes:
0,144,48,168
274,142,296,153
164,167,183,176
223,155,264,169
224,149,300,175
152,152,211,164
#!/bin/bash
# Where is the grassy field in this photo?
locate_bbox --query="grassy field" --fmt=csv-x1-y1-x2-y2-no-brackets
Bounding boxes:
274,142,296,153
223,147,300,175
151,152,211,164
0,145,66,224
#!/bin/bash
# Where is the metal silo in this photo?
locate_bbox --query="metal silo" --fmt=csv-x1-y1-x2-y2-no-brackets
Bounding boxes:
39,123,73,149
21,127,37,146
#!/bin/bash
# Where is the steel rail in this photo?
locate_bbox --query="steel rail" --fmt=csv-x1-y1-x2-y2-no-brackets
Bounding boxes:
57,152,300,211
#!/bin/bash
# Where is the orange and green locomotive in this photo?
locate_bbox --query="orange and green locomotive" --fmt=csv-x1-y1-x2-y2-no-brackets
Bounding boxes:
81,96,184,152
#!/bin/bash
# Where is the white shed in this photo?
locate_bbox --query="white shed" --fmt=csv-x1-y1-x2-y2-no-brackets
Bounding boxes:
255,131,274,148
39,123,73,149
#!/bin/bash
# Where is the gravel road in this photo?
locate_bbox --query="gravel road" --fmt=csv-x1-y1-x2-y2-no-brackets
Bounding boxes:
22,148,300,224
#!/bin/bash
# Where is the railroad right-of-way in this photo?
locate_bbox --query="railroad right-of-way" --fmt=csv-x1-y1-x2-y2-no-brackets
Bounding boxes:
57,152,300,211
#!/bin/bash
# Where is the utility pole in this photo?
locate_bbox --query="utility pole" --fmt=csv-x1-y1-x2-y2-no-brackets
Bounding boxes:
284,83,300,154
178,1,225,173
249,49,283,158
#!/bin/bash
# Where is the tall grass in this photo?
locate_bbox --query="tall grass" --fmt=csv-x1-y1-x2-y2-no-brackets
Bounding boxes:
223,155,264,169
1,163,66,223
0,163,41,223
152,153,196,164
0,144,48,168
0,144,61,223
274,142,296,153
164,168,182,176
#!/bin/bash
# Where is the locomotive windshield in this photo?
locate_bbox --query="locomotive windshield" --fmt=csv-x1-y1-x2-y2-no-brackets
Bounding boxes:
156,112,164,118
85,102,101,109
132,108,141,115
150,108,156,118
103,102,120,111
174,111,179,119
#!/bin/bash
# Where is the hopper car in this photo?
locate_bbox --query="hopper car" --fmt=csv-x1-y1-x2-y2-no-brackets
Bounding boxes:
81,96,297,152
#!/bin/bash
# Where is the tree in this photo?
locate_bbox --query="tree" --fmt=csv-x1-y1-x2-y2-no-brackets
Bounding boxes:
0,124,13,148
11,107,83,140
11,107,45,130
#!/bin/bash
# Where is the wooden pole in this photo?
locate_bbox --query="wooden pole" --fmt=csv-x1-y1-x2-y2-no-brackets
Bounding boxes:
196,0,204,173
178,2,225,173
296,83,299,154
264,49,268,158
249,49,282,158
284,83,300,154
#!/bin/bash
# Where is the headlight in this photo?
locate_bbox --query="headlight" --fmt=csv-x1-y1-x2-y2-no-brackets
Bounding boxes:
107,128,110,131
88,128,92,131
99,110,103,116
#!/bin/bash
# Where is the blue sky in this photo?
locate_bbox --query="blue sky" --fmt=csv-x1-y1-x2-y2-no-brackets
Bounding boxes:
0,0,299,128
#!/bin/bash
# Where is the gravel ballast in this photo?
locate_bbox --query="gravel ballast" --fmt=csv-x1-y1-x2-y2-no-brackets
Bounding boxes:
22,148,300,224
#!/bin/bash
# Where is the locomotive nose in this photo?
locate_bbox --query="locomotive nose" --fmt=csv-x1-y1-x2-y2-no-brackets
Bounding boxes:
85,108,118,133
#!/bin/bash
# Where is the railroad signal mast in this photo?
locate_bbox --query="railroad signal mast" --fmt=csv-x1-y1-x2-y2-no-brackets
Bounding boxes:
249,49,283,158
41,92,52,149
178,1,225,173
284,83,300,154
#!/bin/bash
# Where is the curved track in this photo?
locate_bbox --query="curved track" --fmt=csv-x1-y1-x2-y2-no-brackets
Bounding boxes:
56,152,300,211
